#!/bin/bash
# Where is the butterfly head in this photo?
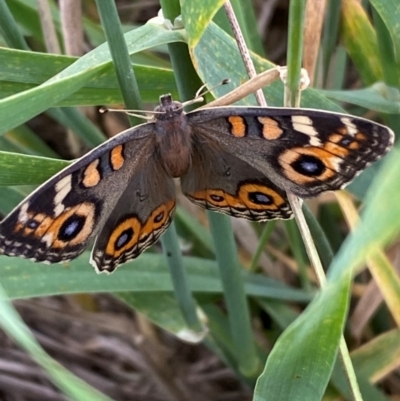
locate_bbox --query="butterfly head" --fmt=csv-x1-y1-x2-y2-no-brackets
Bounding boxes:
154,94,184,121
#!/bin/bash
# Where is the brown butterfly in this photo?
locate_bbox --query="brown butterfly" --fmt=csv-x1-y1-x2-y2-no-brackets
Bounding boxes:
0,94,394,273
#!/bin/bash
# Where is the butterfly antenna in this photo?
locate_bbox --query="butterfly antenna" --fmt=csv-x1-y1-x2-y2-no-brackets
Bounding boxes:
99,106,164,120
181,79,231,108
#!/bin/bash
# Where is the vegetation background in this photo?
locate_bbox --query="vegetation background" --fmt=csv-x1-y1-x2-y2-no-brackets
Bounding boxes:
0,0,399,400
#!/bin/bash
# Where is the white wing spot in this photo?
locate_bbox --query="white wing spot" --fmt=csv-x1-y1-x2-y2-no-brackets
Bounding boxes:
341,117,358,136
18,203,30,223
291,115,321,146
54,175,72,216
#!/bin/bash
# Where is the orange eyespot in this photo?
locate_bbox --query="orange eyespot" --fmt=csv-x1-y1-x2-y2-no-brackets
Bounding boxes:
238,183,285,210
51,203,96,248
106,217,141,258
140,200,176,238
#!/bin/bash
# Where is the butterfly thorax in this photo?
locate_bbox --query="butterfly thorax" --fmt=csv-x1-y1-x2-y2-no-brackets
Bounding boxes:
154,94,192,177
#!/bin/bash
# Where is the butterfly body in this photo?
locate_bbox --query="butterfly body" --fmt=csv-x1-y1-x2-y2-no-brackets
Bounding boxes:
153,96,193,177
0,94,394,273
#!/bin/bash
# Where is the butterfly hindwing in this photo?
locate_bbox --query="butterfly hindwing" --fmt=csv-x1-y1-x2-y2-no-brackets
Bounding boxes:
0,123,156,264
91,161,176,274
181,139,292,221
188,107,394,198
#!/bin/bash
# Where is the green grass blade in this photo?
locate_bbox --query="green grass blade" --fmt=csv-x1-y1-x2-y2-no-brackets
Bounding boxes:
0,0,29,49
319,84,400,113
370,0,400,63
116,292,187,335
285,0,306,107
253,275,351,401
0,253,312,303
351,329,400,382
372,6,399,87
159,223,204,333
0,47,178,105
321,0,341,84
95,0,142,126
207,211,260,377
341,0,382,84
181,0,225,48
0,151,69,185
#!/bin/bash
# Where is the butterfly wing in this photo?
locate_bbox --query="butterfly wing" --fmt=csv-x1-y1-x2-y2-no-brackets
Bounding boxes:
0,123,157,265
187,107,394,198
181,139,292,221
90,161,176,274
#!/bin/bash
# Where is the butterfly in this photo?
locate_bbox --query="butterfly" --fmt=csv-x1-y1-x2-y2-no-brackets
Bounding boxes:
0,94,394,273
